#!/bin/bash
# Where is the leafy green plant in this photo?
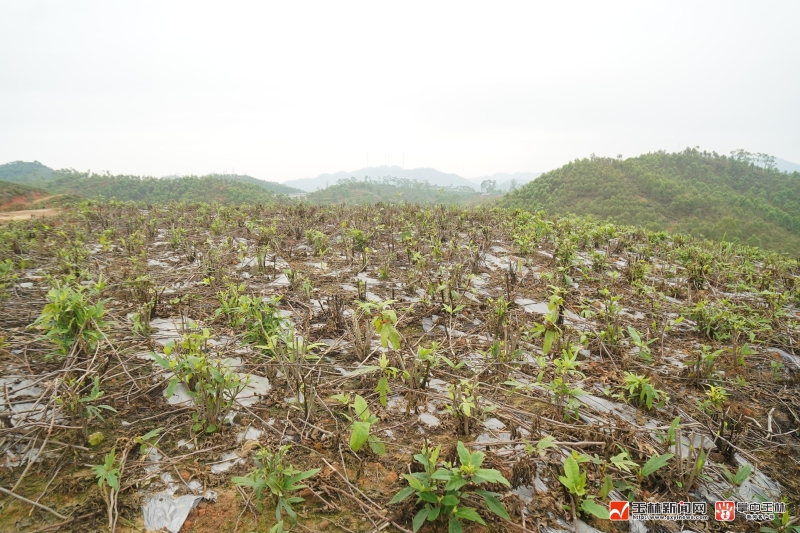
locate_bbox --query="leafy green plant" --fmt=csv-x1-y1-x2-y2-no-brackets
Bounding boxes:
233,445,320,523
525,435,558,458
401,343,462,414
446,378,492,435
688,344,724,380
369,300,401,350
349,228,369,252
305,229,329,256
301,278,313,299
595,288,624,354
79,376,117,421
637,452,673,483
153,328,248,434
31,278,110,358
771,359,786,381
610,448,674,486
699,385,728,412
390,441,510,533
609,449,638,473
0,258,18,300
214,282,248,327
56,375,117,428
332,394,386,456
241,295,288,350
130,301,154,337
545,345,585,420
263,329,325,417
135,427,164,455
626,326,656,362
721,464,752,487
93,447,120,529
482,337,523,382
529,290,563,355
760,506,800,533
372,352,398,406
691,300,768,368
558,453,610,520
620,372,669,410
487,295,509,337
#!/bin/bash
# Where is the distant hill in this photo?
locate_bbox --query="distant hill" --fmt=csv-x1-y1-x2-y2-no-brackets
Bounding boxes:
776,158,800,174
500,148,800,254
0,162,299,205
40,170,285,205
305,176,481,205
166,173,303,195
285,165,478,192
0,161,55,185
470,171,542,191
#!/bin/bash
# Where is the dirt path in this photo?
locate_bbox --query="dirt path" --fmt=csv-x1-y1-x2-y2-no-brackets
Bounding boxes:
0,207,64,223
30,194,63,204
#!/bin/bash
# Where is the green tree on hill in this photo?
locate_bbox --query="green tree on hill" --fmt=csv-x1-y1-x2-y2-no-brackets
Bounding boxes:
499,148,800,254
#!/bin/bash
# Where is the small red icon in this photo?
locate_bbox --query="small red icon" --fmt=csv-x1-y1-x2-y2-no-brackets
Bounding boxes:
715,501,735,521
609,501,629,521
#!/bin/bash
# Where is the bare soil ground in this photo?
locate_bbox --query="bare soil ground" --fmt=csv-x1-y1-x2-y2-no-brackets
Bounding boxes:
0,206,64,223
1,202,798,533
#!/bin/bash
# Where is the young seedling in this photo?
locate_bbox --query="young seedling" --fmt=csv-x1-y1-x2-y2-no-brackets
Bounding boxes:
93,447,122,530
332,394,386,456
620,372,669,410
153,328,248,434
529,292,563,355
31,278,110,359
721,464,752,487
354,352,399,407
524,435,558,458
390,441,510,533
446,379,491,435
699,385,728,413
626,326,656,363
233,445,321,524
558,452,610,520
688,345,724,380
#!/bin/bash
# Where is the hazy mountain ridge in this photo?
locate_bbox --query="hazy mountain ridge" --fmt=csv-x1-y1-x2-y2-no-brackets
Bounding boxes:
469,171,543,191
776,158,800,173
304,176,482,205
284,165,479,192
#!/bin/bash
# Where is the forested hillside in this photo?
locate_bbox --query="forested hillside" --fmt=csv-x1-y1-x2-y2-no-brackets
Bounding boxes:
305,176,484,205
500,148,800,254
0,160,55,185
43,170,286,204
174,173,303,195
0,161,301,204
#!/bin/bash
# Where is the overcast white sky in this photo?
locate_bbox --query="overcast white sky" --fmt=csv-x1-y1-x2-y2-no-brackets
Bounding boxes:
1,1,798,181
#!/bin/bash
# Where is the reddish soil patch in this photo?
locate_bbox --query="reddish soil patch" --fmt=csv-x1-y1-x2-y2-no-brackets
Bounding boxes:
0,192,49,211
180,490,245,533
0,207,63,223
